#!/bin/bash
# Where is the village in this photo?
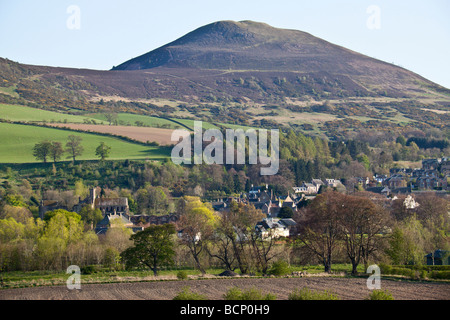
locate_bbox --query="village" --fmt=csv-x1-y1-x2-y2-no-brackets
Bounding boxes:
38,157,449,248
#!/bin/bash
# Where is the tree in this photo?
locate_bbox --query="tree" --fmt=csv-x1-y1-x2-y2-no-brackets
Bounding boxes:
278,206,294,219
136,185,169,215
121,224,176,276
35,209,84,269
33,140,52,163
296,190,342,273
79,205,103,229
218,201,265,274
95,142,111,161
104,112,118,126
65,135,84,162
415,193,449,251
177,196,218,275
339,193,390,274
385,215,432,265
74,180,89,200
49,141,64,163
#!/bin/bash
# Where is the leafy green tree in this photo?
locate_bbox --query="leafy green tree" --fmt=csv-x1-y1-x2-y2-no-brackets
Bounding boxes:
35,209,84,270
136,185,169,215
95,142,111,161
74,180,89,200
49,141,64,163
79,205,103,229
396,135,406,146
278,206,294,219
65,135,84,162
356,153,370,171
121,223,176,276
42,209,84,244
33,140,52,163
177,196,218,274
386,215,431,265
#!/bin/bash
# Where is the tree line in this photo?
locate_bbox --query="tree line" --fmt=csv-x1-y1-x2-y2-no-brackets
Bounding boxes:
1,190,446,276
33,135,111,163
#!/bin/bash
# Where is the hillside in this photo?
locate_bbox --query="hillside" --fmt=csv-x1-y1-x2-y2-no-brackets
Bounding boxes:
0,122,169,163
0,20,449,138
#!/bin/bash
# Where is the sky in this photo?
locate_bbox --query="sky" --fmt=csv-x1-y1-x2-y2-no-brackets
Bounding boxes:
0,0,449,88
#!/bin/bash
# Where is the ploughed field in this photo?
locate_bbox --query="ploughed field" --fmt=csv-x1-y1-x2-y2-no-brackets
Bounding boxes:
46,123,186,145
1,277,449,300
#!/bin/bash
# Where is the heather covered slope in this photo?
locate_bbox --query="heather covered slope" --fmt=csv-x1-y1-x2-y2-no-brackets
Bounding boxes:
112,20,449,98
0,20,449,135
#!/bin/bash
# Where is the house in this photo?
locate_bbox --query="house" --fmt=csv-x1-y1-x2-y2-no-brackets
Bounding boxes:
303,183,318,194
255,218,296,239
365,186,390,196
325,179,340,188
374,174,387,184
440,158,450,174
281,194,296,209
38,200,68,219
403,195,419,209
422,159,440,171
416,176,447,190
383,174,407,189
95,212,141,235
177,229,201,242
95,197,129,215
311,179,325,191
72,187,130,215
293,186,308,194
425,250,450,265
129,214,179,228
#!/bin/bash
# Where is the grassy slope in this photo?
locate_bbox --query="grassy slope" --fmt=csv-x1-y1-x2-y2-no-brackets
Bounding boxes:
0,123,169,163
0,103,99,123
0,103,257,131
88,112,181,128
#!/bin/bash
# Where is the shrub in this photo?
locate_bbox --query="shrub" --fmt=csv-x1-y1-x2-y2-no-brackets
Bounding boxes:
80,265,100,275
379,263,392,275
223,287,277,300
177,270,188,280
173,287,207,300
288,287,339,300
419,270,428,280
429,271,450,280
268,260,291,276
366,289,394,300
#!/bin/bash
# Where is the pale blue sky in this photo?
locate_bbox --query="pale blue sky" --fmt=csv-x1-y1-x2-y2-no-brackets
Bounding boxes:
1,0,449,88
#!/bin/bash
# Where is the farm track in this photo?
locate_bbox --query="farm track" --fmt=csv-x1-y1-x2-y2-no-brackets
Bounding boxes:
1,277,449,300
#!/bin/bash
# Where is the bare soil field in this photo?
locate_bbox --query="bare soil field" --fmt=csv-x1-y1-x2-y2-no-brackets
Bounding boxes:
47,123,188,145
1,276,449,300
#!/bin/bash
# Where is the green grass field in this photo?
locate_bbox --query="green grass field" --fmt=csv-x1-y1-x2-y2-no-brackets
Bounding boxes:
0,103,98,123
88,112,185,129
0,103,256,132
0,123,169,163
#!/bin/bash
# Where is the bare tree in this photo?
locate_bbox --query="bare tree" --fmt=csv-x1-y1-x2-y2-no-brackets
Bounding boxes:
65,135,84,162
339,193,390,274
219,201,265,274
296,190,343,273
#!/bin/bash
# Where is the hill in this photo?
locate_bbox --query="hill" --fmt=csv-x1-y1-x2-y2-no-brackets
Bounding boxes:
0,20,449,138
